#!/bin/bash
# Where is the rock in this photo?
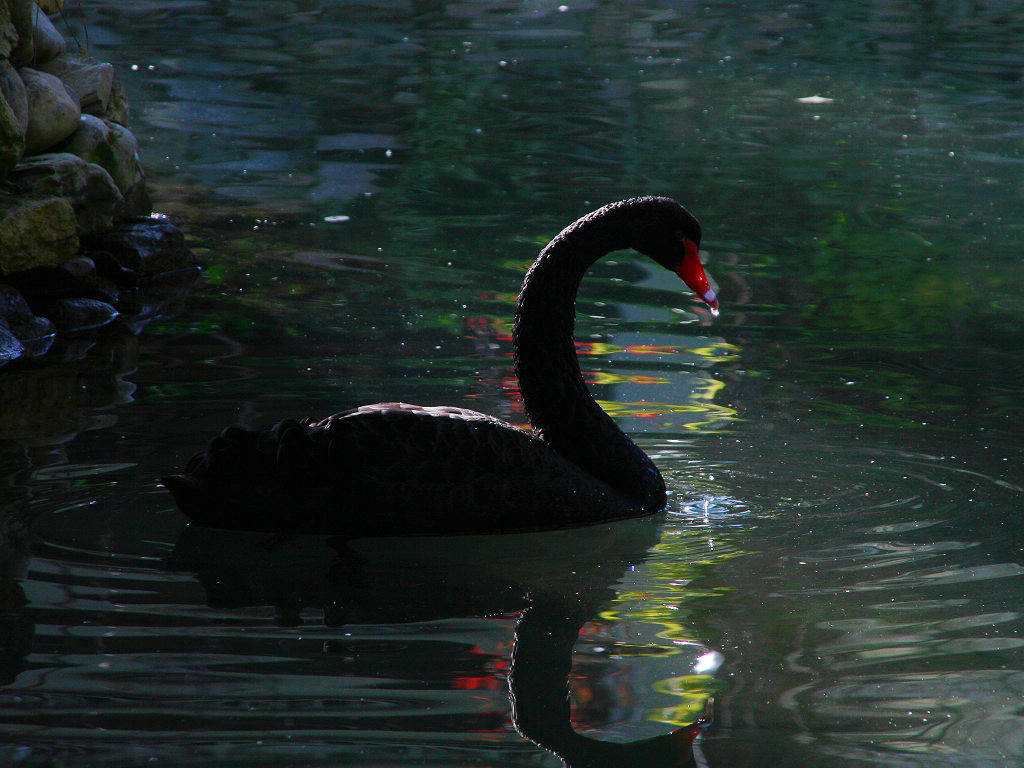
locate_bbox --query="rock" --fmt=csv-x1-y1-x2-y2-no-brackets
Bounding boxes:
0,284,54,357
41,297,119,333
8,0,33,66
0,90,24,177
0,61,28,136
44,257,123,309
30,6,64,66
0,283,57,358
7,152,124,236
0,326,23,365
79,217,200,331
0,283,35,325
39,54,113,116
60,256,97,279
8,314,55,356
123,173,151,217
5,263,117,306
57,114,139,193
0,194,78,274
20,67,80,154
103,78,129,125
87,250,137,287
0,2,17,61
90,216,198,277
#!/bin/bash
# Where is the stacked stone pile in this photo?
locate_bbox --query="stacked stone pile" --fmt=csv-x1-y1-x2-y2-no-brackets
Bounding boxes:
0,0,197,367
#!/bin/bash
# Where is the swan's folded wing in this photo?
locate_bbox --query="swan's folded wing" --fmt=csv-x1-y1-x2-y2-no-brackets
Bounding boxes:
163,403,633,535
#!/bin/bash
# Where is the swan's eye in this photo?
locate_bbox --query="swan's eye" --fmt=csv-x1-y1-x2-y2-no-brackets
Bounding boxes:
673,230,699,249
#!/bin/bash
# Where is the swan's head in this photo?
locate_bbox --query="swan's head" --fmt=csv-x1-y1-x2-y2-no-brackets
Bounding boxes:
626,197,718,315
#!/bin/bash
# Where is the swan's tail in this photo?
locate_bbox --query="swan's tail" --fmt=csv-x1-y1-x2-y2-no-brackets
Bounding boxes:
159,473,206,515
160,420,331,530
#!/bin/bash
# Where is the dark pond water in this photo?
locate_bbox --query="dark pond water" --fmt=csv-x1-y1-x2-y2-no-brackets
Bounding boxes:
3,1,1024,766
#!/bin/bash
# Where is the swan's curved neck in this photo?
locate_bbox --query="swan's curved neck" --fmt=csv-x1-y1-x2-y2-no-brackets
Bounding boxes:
512,208,666,510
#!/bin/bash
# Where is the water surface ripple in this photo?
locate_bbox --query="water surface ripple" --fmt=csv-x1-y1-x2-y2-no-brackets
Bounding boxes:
1,1,1023,767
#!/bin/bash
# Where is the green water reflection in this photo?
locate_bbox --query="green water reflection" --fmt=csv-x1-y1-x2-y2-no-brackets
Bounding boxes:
2,1,1023,767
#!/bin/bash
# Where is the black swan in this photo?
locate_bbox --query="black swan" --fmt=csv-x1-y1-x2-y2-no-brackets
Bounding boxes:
162,197,718,535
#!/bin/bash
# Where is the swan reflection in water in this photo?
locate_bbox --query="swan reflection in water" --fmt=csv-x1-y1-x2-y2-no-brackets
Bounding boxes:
166,515,719,768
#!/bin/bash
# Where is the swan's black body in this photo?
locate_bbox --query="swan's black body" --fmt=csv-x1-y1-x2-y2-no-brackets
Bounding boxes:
162,197,713,534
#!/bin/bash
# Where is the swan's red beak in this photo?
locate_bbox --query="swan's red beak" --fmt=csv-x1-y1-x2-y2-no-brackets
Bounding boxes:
675,239,719,315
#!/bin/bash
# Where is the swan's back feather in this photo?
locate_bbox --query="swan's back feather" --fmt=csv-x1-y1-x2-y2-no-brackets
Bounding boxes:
162,403,641,535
